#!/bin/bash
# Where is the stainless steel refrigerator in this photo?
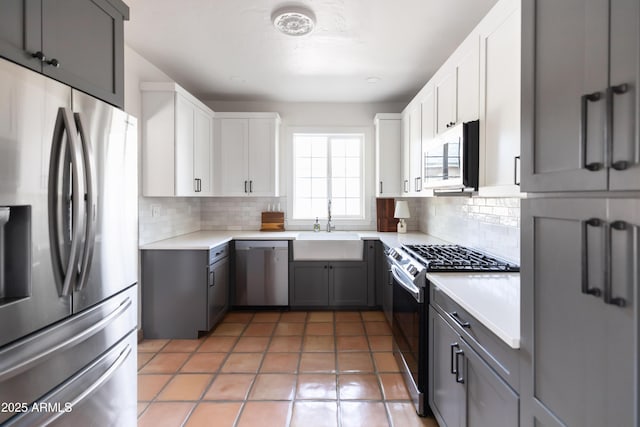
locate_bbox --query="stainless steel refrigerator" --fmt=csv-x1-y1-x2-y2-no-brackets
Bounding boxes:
0,58,138,426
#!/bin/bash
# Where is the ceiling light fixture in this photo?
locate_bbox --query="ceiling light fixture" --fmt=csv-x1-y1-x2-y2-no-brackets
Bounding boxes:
272,6,316,37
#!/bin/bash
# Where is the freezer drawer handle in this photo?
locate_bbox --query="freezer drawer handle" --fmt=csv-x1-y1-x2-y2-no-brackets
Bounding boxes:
4,342,132,427
0,297,132,382
73,113,97,292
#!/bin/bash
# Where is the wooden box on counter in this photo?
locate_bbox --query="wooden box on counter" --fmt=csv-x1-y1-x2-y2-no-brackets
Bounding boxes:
261,211,285,231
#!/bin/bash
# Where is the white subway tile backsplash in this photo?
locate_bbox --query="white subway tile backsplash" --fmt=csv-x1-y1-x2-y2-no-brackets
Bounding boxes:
419,197,520,263
139,197,201,245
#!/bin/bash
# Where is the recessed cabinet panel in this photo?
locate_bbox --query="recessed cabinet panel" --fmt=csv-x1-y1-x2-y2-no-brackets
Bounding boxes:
214,114,280,197
374,115,402,197
522,0,609,191
480,5,521,191
521,198,635,427
436,71,457,135
141,83,214,197
0,0,127,107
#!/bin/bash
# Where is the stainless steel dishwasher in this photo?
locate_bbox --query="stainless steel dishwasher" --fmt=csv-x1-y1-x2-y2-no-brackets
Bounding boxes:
235,241,289,306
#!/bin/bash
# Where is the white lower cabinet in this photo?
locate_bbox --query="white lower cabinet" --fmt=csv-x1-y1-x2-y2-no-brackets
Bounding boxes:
141,82,214,197
213,113,280,197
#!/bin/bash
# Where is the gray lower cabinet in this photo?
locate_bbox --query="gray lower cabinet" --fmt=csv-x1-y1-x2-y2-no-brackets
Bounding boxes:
142,244,230,339
289,261,368,308
0,0,129,108
429,307,518,427
521,198,636,427
289,262,329,307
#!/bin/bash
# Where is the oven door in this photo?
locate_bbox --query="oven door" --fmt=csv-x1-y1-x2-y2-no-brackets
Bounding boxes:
390,264,429,416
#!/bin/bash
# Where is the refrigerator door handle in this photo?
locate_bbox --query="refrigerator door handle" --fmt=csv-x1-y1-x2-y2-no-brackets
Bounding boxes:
3,342,132,427
73,112,97,292
48,108,86,297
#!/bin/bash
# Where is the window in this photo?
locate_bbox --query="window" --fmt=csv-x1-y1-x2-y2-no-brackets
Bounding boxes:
292,133,364,220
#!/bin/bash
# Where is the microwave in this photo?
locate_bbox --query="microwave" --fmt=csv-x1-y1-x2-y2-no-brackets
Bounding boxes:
423,120,479,192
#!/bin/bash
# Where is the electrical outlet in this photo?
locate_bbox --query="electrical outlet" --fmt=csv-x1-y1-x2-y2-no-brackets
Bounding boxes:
151,205,160,218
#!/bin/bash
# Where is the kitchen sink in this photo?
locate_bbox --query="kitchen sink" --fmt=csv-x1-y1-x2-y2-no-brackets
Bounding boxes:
293,232,364,260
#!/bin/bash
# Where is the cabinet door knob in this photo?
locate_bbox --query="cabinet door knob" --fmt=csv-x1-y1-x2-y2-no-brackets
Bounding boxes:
32,51,46,62
46,58,60,68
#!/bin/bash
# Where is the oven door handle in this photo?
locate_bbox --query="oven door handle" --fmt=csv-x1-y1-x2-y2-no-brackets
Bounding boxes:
391,265,423,303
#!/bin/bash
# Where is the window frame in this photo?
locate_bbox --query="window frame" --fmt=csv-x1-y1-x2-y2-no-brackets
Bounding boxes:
285,126,373,229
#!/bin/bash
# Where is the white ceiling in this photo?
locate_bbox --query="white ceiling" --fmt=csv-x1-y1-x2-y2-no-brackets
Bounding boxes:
124,0,498,103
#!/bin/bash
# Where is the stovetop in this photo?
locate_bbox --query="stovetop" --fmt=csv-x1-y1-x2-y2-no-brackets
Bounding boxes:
403,244,519,272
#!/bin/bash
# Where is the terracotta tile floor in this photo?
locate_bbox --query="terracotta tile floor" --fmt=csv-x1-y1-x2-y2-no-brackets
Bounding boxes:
138,310,439,427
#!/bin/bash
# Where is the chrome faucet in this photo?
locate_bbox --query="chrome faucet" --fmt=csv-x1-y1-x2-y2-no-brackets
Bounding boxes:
326,199,334,232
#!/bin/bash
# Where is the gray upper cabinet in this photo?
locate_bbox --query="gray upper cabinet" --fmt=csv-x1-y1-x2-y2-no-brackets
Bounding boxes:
521,0,640,192
520,198,636,427
0,0,129,108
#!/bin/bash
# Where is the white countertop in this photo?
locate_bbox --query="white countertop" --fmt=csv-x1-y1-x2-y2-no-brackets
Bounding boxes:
138,230,449,250
427,272,520,349
140,229,520,348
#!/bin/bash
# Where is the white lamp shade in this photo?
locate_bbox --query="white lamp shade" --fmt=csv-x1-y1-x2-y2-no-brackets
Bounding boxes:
394,201,410,219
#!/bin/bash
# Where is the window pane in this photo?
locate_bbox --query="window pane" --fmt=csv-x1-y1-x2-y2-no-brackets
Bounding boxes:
332,157,346,178
311,138,327,157
295,198,312,219
345,158,359,177
311,178,327,198
332,178,346,197
332,198,346,216
345,139,360,157
346,178,360,197
296,178,311,198
331,139,345,157
311,158,327,177
345,198,361,216
295,138,312,156
311,198,327,217
295,158,311,178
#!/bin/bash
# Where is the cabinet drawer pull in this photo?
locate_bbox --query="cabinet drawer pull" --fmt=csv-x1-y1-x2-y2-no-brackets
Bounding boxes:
581,218,603,298
450,343,459,374
514,156,521,186
403,180,409,193
249,180,253,193
455,349,465,383
379,181,383,194
580,91,603,172
604,220,628,307
46,58,60,68
450,311,470,328
244,180,248,193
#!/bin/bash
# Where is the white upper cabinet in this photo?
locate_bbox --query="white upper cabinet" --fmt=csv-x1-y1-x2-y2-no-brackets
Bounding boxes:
141,82,214,197
213,113,280,197
478,0,521,196
435,35,480,135
374,114,402,197
400,102,424,196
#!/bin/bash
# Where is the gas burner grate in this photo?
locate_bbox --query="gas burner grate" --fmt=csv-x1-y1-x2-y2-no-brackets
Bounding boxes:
403,244,519,272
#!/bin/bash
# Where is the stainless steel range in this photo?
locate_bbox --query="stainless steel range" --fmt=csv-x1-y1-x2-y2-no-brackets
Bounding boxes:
386,244,518,416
